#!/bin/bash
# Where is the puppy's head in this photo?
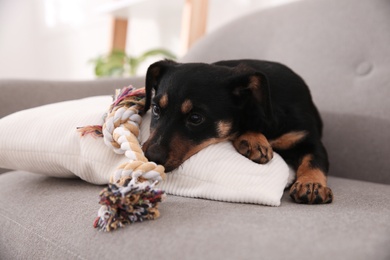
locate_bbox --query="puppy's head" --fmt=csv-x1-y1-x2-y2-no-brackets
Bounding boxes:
142,60,272,171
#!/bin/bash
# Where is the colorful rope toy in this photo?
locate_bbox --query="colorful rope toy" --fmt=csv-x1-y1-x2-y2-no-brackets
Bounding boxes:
78,86,166,232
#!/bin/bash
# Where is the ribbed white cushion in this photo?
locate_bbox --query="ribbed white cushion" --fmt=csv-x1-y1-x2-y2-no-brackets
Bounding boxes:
0,96,294,206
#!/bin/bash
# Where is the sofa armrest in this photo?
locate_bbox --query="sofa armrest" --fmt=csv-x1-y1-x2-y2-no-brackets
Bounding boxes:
0,77,145,118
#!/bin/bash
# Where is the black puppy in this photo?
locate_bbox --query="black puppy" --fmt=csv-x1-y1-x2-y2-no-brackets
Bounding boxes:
142,59,333,204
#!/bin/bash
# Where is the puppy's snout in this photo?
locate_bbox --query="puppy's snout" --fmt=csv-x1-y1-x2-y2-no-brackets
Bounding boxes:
144,143,168,166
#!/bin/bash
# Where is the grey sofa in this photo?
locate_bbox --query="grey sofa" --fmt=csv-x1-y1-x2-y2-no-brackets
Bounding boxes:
1,0,389,259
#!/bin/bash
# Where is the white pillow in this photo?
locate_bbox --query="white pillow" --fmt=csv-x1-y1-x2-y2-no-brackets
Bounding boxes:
0,96,294,206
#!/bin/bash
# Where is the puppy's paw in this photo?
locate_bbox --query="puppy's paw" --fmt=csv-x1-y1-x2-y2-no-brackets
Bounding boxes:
289,181,333,204
233,132,273,164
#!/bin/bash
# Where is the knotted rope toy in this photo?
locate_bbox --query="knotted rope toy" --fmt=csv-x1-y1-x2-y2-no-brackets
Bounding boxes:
78,86,166,232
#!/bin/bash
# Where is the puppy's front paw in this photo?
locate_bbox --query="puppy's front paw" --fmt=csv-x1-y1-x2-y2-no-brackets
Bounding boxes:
233,132,273,164
289,181,333,204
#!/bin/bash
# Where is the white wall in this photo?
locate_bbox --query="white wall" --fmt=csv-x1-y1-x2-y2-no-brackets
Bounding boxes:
208,0,299,33
0,0,297,80
0,0,112,80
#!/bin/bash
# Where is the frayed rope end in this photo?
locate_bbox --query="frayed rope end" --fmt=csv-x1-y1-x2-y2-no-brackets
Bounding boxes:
93,182,166,232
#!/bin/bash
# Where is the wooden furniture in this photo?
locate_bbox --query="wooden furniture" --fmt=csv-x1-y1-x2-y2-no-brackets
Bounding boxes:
99,0,209,54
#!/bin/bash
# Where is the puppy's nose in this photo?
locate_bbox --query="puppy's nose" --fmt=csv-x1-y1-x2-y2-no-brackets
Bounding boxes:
144,143,168,166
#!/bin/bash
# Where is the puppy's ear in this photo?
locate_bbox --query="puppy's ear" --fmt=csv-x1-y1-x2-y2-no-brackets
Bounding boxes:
230,70,273,121
144,59,177,112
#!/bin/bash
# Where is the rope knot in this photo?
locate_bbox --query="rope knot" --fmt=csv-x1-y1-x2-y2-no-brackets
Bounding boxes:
79,85,166,232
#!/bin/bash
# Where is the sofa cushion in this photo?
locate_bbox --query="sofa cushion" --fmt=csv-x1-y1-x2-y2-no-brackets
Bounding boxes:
322,112,390,184
0,171,389,260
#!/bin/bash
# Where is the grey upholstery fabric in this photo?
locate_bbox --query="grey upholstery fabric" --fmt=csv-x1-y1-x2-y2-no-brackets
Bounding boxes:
322,112,390,184
0,77,144,118
0,171,389,260
182,0,390,184
0,0,389,259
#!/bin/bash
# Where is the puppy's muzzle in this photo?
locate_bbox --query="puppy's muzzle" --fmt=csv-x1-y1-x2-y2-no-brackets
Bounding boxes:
144,143,168,167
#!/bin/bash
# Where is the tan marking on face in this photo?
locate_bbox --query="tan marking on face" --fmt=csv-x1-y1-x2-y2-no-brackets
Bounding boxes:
181,99,193,114
269,131,308,150
183,137,229,162
164,135,229,171
159,94,168,108
296,155,327,186
165,135,192,171
216,121,232,138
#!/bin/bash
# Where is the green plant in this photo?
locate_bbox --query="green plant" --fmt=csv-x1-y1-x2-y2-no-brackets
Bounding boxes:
90,48,176,77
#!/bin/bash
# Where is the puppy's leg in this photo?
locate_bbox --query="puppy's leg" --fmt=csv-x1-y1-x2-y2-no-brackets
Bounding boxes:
289,154,333,204
233,132,273,164
280,140,333,204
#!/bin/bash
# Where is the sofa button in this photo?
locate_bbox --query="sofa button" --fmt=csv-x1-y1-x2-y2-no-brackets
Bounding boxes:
356,62,373,76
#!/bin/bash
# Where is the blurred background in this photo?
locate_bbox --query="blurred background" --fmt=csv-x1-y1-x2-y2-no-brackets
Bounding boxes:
0,0,298,80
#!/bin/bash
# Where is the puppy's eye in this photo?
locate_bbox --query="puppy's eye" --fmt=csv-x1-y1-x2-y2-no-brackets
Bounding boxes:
187,113,204,126
152,104,161,119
